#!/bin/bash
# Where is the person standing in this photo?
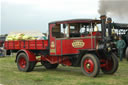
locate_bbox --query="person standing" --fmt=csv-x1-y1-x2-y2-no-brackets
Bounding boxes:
116,36,126,61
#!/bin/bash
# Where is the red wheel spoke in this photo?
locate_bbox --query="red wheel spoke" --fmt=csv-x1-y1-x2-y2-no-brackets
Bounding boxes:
19,57,26,69
101,59,113,71
84,58,94,73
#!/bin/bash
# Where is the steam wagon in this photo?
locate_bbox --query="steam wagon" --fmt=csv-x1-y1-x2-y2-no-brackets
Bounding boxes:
4,15,118,77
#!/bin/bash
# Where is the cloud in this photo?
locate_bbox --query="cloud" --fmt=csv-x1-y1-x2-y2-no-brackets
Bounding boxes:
1,0,99,34
2,0,99,15
2,0,36,5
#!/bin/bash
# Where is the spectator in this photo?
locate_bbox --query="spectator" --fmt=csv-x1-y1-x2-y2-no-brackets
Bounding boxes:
116,36,126,61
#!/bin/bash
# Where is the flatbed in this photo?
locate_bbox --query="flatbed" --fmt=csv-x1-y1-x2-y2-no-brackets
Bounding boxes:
4,40,48,50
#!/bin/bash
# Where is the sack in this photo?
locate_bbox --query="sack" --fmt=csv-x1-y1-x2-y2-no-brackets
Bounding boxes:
6,35,15,41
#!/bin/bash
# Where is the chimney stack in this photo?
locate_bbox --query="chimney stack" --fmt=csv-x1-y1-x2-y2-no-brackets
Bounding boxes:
107,17,112,37
100,15,106,39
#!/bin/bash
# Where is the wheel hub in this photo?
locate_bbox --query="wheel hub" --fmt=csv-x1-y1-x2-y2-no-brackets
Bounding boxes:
84,59,94,73
86,63,91,69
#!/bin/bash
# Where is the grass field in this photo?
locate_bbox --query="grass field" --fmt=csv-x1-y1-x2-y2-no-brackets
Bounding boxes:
0,56,128,85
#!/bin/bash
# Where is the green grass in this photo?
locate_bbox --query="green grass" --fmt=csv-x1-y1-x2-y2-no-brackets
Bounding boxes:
0,56,128,85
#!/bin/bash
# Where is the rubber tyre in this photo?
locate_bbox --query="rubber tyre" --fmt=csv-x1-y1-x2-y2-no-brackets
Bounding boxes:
125,47,128,61
101,53,119,74
17,53,36,72
81,54,100,77
43,61,58,69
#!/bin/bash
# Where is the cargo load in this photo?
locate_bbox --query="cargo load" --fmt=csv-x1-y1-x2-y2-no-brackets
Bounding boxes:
6,32,47,41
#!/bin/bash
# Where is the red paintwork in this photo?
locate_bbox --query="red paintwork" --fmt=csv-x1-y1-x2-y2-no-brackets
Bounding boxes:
17,49,36,61
49,23,101,55
55,38,96,55
64,38,95,54
100,59,113,70
100,59,107,67
101,59,113,71
4,23,102,67
87,32,101,36
41,55,72,66
56,40,61,55
4,40,48,50
83,58,94,73
19,57,26,69
3,18,118,77
49,24,56,55
4,20,104,68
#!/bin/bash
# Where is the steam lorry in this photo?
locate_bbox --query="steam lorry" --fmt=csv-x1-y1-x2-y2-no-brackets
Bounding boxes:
4,15,119,77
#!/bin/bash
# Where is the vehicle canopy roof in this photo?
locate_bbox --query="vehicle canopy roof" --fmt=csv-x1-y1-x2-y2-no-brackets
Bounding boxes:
113,23,128,29
49,19,101,24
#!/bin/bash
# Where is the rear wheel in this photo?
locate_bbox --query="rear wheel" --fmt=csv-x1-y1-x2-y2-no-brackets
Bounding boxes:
81,54,100,77
101,53,118,74
42,61,58,69
17,53,36,72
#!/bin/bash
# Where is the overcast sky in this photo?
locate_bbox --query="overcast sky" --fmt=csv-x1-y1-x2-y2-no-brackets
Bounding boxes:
0,0,127,34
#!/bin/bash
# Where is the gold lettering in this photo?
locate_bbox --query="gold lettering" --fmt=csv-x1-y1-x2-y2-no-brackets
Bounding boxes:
72,40,85,48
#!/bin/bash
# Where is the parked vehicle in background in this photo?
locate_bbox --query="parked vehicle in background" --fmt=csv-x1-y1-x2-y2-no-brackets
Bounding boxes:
4,15,119,77
0,34,7,57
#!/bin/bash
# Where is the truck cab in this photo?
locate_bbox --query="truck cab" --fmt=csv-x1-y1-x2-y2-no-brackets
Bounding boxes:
49,19,101,56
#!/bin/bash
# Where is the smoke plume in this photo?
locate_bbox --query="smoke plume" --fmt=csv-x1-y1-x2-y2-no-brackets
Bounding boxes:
98,0,128,18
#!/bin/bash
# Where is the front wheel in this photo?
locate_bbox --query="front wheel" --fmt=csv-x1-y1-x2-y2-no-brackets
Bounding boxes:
81,54,100,77
101,53,119,74
17,53,36,72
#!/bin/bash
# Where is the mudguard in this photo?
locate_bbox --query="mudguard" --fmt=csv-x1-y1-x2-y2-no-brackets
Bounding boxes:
16,49,36,62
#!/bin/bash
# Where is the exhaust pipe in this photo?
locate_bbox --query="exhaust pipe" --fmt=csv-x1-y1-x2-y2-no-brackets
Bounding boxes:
107,17,112,37
100,15,106,40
